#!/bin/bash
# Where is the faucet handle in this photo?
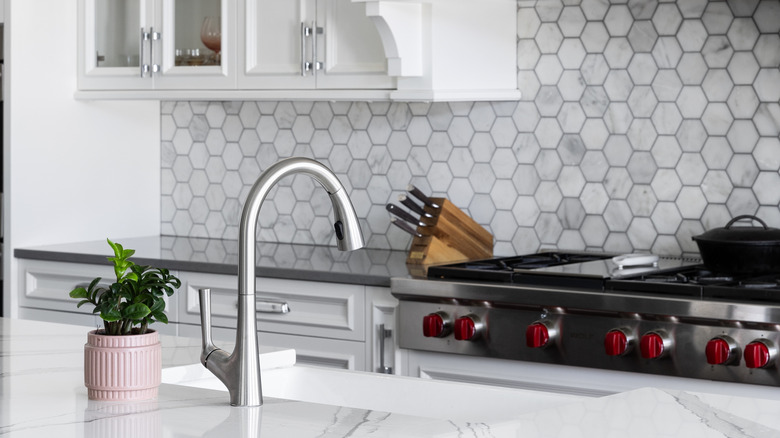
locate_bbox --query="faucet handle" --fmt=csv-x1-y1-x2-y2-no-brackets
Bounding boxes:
198,288,220,365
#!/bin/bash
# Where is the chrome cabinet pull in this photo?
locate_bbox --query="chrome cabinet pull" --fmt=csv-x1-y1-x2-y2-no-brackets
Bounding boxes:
255,297,291,314
377,324,393,374
300,22,312,76
313,22,323,71
140,28,150,77
150,27,161,74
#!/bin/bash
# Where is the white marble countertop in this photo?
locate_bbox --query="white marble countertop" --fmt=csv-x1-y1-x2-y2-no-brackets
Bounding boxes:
3,317,780,437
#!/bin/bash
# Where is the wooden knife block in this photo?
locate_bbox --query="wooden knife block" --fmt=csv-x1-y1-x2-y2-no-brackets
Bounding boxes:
406,198,493,269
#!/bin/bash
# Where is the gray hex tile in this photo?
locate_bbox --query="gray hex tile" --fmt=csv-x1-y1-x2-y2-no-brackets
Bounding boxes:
535,118,564,149
726,154,759,187
727,120,760,153
652,36,683,69
726,0,759,17
468,163,496,194
676,120,708,152
676,86,708,118
447,117,475,147
627,53,658,85
605,5,633,37
580,86,610,117
627,118,657,151
491,148,519,179
651,135,682,168
701,102,734,136
727,52,760,85
754,0,780,33
604,167,633,199
676,153,708,185
626,151,657,184
580,215,610,247
679,0,709,18
754,35,780,68
650,168,682,201
627,86,658,118
604,37,634,69
676,186,708,219
512,196,542,231
651,203,682,234
702,2,733,34
753,138,780,171
754,69,780,102
701,136,733,169
701,170,733,203
677,20,708,52
559,6,587,37
537,23,564,53
627,184,657,216
726,187,759,216
652,102,682,135
534,181,564,212
603,199,633,231
581,22,610,53
604,135,633,166
701,36,734,68
753,172,780,205
628,20,658,52
727,18,760,51
628,0,657,20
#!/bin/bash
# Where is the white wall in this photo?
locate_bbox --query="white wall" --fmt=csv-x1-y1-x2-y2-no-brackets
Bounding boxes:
3,0,161,316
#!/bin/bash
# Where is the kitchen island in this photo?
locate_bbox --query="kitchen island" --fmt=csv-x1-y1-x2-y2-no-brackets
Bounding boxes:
3,317,780,437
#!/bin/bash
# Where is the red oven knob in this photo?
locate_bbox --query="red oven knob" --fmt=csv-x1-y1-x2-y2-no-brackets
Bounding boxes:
422,312,451,338
526,320,557,348
453,314,482,341
605,329,633,356
640,330,672,359
705,336,739,365
745,339,776,369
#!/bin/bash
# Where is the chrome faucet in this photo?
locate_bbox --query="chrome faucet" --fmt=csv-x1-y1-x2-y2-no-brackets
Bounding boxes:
198,157,365,406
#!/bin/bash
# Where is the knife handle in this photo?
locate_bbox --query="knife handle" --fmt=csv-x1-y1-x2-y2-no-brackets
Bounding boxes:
408,184,439,209
386,203,425,227
399,195,433,218
390,217,423,238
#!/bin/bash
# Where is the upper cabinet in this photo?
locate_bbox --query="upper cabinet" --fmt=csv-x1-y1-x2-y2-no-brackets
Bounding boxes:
78,0,236,91
77,0,519,101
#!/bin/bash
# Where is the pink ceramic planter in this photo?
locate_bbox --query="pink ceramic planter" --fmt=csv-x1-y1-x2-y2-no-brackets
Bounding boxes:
84,330,162,401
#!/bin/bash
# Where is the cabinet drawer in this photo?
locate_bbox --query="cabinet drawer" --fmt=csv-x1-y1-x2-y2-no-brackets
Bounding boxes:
18,259,179,322
180,272,365,342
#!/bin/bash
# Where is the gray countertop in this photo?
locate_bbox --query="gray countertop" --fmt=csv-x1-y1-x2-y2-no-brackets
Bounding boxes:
14,236,413,287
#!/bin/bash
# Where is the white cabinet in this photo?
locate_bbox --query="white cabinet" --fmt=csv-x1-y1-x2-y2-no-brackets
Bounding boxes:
240,0,393,90
77,0,236,91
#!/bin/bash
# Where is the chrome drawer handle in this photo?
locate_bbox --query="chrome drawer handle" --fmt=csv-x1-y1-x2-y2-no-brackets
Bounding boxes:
255,297,290,314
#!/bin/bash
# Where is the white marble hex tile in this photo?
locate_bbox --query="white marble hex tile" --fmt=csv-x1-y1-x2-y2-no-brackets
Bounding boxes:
557,198,587,229
468,102,497,132
581,182,610,214
491,148,519,179
518,70,542,101
512,195,542,227
238,129,260,157
726,187,759,216
386,161,413,191
172,129,194,156
701,69,733,101
580,214,609,246
676,120,707,152
291,202,315,229
534,180,564,213
327,144,352,173
447,177,474,209
753,0,780,32
604,70,633,101
580,0,610,20
557,103,586,133
205,156,227,183
536,54,565,86
535,149,564,180
493,101,518,117
512,226,542,255
604,37,633,69
366,117,392,145
447,117,475,147
604,167,634,199
702,2,733,34
754,34,780,69
189,143,210,170
753,172,780,205
491,210,519,241
628,20,658,52
626,86,657,118
701,102,733,136
676,152,708,185
536,0,564,22
517,7,541,39
677,20,708,52
467,193,497,225
628,53,658,86
327,115,351,144
652,36,683,69
605,5,633,36
676,186,708,220
581,54,610,85
727,0,759,17
701,35,734,68
535,211,565,244
651,102,683,135
238,102,261,129
676,219,704,252
679,0,709,18
726,153,760,187
537,22,565,54
237,159,260,186
222,171,244,199
604,135,633,166
676,86,707,119
627,118,657,151
727,51,760,85
627,0,657,20
535,117,564,148
309,102,334,130
581,21,610,53
603,199,633,231
627,184,657,216
557,166,586,197
581,150,610,182
256,144,280,170
366,174,392,204
468,162,497,194
651,136,682,168
627,217,657,250
255,115,278,143
701,169,733,203
700,203,733,231
517,39,542,70
188,115,210,142
604,232,635,253
580,119,609,150
753,138,780,171
652,168,683,202
675,53,708,87
172,101,194,127
727,17,760,51
513,101,542,132
365,146,392,175
427,132,453,161
469,132,496,163
580,86,610,117
448,147,475,178
489,179,518,211
559,6,587,37
701,137,733,170
346,102,372,130
754,69,780,103
753,103,780,137
557,70,587,101
490,117,518,148
651,69,683,102
652,234,682,256
426,162,453,193
171,209,194,235
310,130,334,159
727,120,760,153
604,102,633,134
627,151,657,184
513,133,542,164
405,116,433,146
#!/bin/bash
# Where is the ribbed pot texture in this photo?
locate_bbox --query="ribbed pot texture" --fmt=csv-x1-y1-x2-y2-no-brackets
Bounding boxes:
84,330,162,401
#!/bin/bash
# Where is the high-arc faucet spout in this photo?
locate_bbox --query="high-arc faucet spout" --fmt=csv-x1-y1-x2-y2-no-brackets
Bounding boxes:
198,157,365,406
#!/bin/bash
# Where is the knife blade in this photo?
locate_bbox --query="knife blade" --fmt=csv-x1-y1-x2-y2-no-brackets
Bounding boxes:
407,184,439,209
390,217,423,238
386,203,426,227
399,194,433,218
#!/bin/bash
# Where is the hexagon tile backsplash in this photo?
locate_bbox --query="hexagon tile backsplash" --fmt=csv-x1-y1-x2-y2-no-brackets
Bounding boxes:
161,0,780,258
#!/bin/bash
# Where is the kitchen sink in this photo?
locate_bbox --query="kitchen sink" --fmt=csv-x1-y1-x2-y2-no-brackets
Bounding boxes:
162,360,586,422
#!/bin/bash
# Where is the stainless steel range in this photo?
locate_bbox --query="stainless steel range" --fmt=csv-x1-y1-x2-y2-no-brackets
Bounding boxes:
391,252,780,391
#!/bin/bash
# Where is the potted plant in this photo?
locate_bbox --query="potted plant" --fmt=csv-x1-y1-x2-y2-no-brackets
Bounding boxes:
69,238,181,401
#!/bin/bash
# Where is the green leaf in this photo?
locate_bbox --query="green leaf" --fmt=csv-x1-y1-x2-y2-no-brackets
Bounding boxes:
154,312,169,324
101,308,122,322
123,303,151,320
69,287,88,299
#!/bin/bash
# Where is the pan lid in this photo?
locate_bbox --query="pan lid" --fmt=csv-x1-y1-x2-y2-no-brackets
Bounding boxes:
693,215,780,244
